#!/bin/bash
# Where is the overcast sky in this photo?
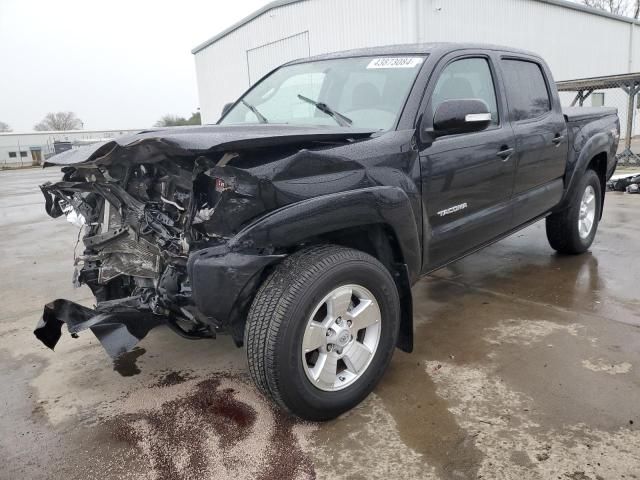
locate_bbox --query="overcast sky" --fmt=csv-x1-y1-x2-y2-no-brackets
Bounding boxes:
0,0,270,132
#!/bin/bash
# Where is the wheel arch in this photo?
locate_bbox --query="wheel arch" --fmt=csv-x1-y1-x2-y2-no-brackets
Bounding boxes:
557,138,610,216
226,187,421,352
313,225,414,353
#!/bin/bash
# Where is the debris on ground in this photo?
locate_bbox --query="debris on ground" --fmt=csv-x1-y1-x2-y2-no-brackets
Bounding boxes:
607,174,640,193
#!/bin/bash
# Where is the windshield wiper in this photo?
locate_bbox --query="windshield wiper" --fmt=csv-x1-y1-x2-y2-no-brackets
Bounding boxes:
241,100,269,124
297,94,352,127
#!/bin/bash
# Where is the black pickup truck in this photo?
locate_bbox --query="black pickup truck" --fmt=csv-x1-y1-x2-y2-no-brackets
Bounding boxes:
36,43,619,420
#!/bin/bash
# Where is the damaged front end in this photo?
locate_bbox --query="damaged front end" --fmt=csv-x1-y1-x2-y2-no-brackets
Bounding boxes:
35,126,376,358
36,145,221,357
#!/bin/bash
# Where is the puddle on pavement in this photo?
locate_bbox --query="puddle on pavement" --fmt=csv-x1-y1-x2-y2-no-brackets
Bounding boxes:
442,242,640,325
373,280,489,479
376,354,483,479
112,347,146,377
370,263,640,478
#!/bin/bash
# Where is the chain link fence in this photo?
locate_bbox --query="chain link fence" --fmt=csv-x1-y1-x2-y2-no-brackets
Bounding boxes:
557,74,640,168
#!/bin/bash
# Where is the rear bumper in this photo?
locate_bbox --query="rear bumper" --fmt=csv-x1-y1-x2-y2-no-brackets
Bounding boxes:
187,245,284,329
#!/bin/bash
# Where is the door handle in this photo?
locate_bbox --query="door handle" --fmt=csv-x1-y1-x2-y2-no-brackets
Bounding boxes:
497,147,514,160
552,135,565,145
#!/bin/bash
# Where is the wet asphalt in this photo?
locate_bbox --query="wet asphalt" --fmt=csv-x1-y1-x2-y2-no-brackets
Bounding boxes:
1,167,639,480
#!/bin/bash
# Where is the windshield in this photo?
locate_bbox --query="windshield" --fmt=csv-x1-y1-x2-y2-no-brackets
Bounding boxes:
219,55,426,130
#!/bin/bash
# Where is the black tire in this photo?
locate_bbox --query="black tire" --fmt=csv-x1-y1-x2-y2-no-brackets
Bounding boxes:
244,245,400,421
546,169,602,254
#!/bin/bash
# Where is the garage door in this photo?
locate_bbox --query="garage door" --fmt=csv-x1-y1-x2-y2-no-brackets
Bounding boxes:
246,31,310,85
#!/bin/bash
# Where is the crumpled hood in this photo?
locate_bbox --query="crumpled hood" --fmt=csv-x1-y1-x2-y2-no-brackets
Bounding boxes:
45,124,377,166
34,123,380,358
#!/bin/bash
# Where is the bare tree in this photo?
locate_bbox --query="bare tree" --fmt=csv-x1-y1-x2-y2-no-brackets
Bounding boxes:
0,121,11,132
154,112,201,127
154,114,185,127
34,112,83,131
580,0,640,18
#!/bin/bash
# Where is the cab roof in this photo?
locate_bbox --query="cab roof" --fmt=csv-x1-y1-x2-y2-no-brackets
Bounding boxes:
285,42,541,66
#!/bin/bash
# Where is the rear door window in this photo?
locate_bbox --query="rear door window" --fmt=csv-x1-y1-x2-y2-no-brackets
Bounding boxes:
501,59,551,121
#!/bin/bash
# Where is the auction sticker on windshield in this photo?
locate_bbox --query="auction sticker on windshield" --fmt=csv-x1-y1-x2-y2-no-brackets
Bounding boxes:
367,57,423,69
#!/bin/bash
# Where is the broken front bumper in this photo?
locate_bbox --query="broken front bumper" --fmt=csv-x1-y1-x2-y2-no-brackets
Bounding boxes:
187,245,284,343
35,246,283,356
35,299,164,358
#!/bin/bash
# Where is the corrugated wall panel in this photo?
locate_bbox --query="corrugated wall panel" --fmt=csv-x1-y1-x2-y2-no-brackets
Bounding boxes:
195,0,417,123
195,0,639,124
631,24,640,71
418,0,631,80
247,31,310,84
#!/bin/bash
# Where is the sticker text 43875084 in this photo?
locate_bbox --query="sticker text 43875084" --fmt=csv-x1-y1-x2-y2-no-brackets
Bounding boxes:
366,57,424,69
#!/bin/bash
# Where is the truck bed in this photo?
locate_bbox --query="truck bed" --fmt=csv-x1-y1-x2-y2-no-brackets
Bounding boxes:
563,106,618,124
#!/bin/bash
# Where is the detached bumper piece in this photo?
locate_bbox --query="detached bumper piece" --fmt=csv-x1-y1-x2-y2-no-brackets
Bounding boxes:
34,299,165,358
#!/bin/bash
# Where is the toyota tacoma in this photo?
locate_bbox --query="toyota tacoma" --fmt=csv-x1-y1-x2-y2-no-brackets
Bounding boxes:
35,43,619,421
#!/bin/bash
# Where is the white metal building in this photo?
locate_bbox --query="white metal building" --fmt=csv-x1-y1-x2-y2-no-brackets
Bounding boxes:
0,129,141,168
192,0,640,135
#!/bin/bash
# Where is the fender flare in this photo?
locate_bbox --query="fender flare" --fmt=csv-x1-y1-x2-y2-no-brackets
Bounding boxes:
188,187,421,350
557,131,610,212
229,186,422,280
214,186,422,352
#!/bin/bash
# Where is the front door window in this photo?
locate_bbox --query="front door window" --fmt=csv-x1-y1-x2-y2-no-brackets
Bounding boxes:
431,57,499,127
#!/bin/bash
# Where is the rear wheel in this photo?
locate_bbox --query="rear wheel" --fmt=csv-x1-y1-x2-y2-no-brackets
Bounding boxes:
546,169,602,254
244,245,400,421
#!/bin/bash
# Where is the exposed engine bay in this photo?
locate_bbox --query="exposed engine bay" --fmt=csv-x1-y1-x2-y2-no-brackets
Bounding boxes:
33,126,378,358
37,151,231,356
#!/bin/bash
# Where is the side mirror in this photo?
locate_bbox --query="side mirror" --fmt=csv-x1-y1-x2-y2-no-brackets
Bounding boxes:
221,102,234,117
432,99,492,137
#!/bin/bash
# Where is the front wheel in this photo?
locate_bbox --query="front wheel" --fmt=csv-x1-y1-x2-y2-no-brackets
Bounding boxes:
244,245,400,421
546,169,602,254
